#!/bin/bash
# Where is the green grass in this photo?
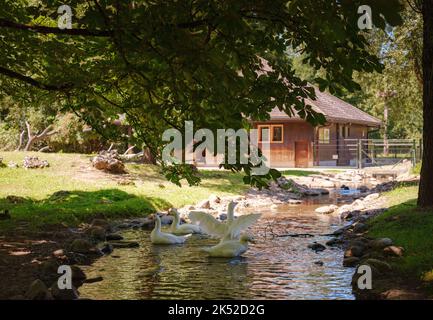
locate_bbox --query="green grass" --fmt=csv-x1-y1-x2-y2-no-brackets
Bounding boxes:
412,162,422,175
368,185,433,287
0,152,248,230
280,169,321,177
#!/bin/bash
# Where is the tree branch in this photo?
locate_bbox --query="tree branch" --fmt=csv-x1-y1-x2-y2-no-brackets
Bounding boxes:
0,18,113,37
0,66,73,91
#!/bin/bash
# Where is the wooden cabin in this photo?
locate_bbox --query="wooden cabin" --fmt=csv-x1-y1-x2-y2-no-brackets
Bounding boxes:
253,89,381,168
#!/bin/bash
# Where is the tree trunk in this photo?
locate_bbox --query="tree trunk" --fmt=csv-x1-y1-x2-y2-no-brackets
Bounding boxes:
418,0,433,207
143,147,156,164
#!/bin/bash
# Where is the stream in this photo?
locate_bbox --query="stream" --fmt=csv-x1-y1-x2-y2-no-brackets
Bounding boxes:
79,194,355,300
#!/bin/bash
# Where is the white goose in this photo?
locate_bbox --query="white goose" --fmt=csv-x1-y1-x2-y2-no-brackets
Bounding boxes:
189,201,260,240
150,215,187,245
169,208,203,235
204,234,255,258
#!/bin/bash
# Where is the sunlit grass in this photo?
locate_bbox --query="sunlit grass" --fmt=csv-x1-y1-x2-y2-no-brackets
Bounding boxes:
0,152,248,230
368,185,433,290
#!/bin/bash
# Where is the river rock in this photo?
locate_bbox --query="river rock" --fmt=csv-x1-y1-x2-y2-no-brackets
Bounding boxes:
383,246,404,257
89,226,106,241
352,222,368,234
337,204,352,214
52,249,66,258
288,199,302,204
106,233,123,241
40,259,59,275
315,205,338,214
343,257,360,267
308,242,326,252
84,276,104,284
370,238,393,249
362,258,392,274
100,243,114,255
25,279,51,300
70,239,94,254
364,193,380,202
380,289,424,300
359,185,369,193
71,265,87,284
109,241,140,248
326,238,345,247
50,283,79,300
91,219,111,231
344,246,364,258
351,199,366,211
197,199,211,209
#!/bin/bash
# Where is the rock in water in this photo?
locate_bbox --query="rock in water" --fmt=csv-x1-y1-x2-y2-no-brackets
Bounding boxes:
50,283,79,300
25,279,50,300
315,205,338,214
106,233,123,241
343,257,360,267
308,242,326,252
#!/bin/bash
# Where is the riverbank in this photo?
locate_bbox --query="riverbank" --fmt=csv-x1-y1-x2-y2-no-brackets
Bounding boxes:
328,182,433,299
1,152,428,300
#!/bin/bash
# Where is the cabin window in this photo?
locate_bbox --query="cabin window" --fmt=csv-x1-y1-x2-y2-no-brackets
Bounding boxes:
344,126,350,138
318,128,330,144
339,125,350,138
258,125,284,143
271,125,284,143
258,125,270,142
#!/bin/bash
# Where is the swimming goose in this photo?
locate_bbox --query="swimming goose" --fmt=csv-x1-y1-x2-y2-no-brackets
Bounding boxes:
150,215,187,245
189,201,260,240
204,234,256,258
169,208,203,235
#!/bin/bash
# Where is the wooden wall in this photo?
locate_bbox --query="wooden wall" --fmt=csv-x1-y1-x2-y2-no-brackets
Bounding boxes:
254,120,314,167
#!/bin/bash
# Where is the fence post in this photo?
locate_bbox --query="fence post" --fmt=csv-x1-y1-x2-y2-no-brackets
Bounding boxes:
412,139,417,166
357,139,362,169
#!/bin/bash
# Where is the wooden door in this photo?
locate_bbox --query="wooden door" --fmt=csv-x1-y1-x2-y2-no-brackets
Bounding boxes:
295,141,309,168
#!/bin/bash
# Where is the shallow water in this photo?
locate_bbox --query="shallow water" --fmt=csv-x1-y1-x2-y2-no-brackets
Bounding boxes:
80,195,354,300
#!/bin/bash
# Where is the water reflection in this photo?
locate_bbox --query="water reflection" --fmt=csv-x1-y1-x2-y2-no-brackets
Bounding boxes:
80,197,354,300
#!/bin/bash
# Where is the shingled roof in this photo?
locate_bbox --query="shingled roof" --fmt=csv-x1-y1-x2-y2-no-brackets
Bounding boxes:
257,59,381,127
269,88,382,127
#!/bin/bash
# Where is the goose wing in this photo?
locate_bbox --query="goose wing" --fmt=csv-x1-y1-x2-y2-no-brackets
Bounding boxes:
189,211,225,237
224,213,261,240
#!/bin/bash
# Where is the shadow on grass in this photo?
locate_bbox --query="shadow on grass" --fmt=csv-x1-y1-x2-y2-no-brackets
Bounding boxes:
197,171,249,194
0,189,171,230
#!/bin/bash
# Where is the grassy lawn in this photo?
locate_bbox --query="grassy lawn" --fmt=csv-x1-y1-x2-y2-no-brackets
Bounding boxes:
368,184,433,288
280,169,321,177
0,152,248,230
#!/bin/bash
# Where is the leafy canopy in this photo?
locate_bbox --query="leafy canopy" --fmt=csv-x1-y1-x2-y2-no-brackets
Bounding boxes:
0,0,403,187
